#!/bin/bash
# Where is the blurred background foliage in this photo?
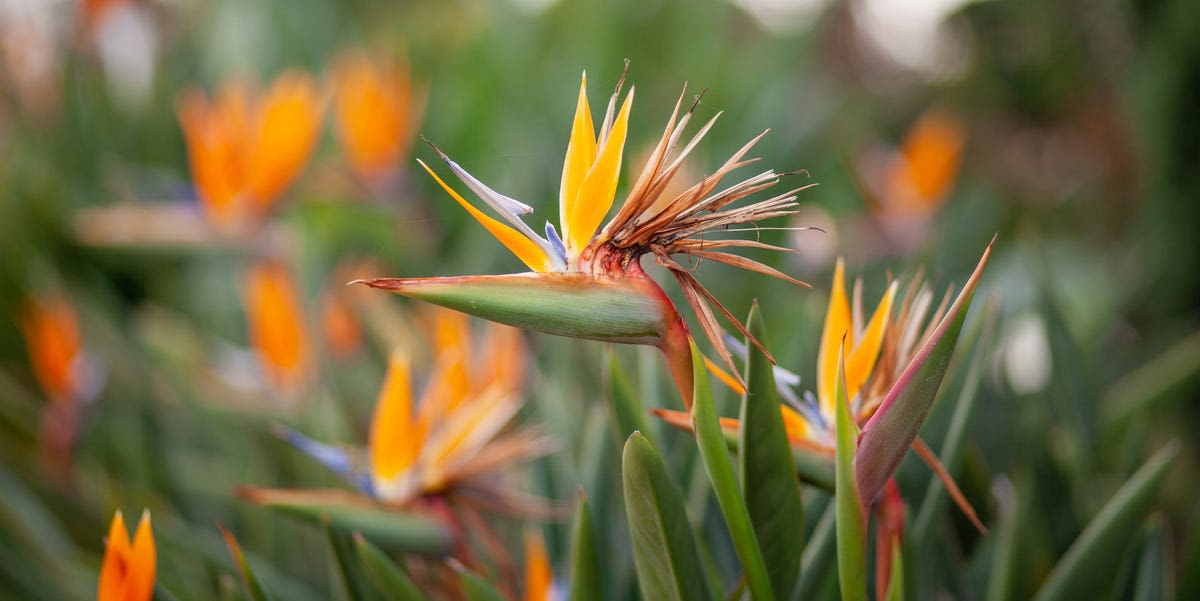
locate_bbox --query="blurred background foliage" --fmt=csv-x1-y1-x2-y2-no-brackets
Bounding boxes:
0,0,1197,599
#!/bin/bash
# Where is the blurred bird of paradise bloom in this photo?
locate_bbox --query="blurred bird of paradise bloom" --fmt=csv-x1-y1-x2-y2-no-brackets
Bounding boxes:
360,66,813,406
654,245,991,533
241,260,310,392
249,308,550,511
176,70,324,231
856,109,965,252
97,509,155,601
18,293,89,404
330,49,424,184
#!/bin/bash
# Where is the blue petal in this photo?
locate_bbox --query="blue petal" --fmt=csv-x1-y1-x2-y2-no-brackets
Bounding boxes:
274,425,372,493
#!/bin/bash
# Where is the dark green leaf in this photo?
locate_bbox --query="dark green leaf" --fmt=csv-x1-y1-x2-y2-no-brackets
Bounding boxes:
607,347,654,445
354,533,428,601
688,341,776,601
1032,441,1180,601
622,432,714,601
461,569,508,601
237,487,454,554
834,348,867,601
738,303,805,599
219,523,277,601
568,492,601,601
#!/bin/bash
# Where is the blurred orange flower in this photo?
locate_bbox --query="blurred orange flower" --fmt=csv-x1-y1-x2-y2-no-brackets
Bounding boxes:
18,293,86,404
97,509,155,601
884,109,964,215
330,50,423,183
861,109,965,222
176,70,324,231
242,261,309,391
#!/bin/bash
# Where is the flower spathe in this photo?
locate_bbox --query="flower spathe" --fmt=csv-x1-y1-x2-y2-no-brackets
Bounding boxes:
97,509,155,601
361,66,812,405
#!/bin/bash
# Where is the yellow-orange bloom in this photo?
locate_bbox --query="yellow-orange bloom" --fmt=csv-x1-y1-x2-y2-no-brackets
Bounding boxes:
241,261,309,391
177,70,323,230
18,293,86,403
330,50,422,182
97,509,155,601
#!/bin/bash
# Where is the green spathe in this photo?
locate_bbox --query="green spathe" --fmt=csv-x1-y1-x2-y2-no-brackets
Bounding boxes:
357,272,675,344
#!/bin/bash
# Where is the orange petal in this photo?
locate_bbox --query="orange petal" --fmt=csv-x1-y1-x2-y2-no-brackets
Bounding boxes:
18,294,83,403
369,352,417,483
321,292,362,360
97,510,131,601
242,262,309,391
331,51,417,179
125,510,156,601
565,88,632,254
780,406,810,442
559,72,596,243
246,70,323,213
417,159,551,271
703,355,745,395
846,281,897,401
817,259,851,419
888,110,964,213
176,87,246,229
523,530,552,601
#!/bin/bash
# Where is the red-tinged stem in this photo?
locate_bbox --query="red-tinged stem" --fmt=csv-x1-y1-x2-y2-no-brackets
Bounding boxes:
658,314,695,411
874,478,905,601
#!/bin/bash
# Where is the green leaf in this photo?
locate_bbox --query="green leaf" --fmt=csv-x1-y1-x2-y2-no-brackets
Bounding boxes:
1133,518,1169,601
237,487,454,554
884,540,905,601
984,476,1022,601
738,303,805,599
460,570,508,601
1032,441,1180,601
218,524,277,601
834,347,867,601
855,241,992,508
354,533,428,601
688,341,776,601
622,431,714,601
569,492,601,601
793,498,836,601
324,521,371,601
607,347,654,445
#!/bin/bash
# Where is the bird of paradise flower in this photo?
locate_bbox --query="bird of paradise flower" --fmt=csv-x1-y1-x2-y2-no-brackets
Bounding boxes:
239,310,554,525
359,65,814,406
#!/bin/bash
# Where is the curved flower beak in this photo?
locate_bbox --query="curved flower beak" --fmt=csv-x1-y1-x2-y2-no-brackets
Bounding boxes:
356,271,698,404
97,509,155,601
